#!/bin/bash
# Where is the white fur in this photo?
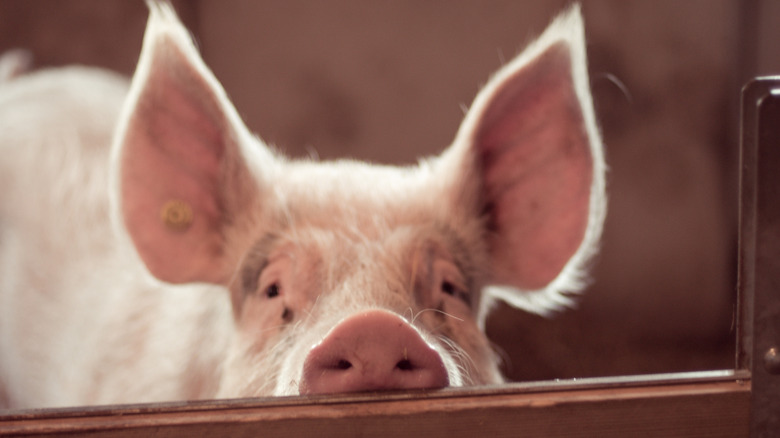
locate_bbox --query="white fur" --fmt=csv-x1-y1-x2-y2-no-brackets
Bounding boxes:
0,68,232,408
0,2,603,408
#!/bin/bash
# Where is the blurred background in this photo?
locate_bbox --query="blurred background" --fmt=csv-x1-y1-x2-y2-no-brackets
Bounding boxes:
1,0,778,382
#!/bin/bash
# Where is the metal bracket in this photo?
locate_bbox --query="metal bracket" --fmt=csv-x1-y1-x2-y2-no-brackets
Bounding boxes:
740,77,780,438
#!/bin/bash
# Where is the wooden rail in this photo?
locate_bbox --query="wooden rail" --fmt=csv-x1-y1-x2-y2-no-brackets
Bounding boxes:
0,371,750,438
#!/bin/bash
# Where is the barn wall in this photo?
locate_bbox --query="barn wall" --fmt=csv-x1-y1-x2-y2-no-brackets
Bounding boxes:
1,0,777,382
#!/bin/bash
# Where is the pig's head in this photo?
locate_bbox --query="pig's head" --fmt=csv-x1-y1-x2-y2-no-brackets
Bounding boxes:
110,2,605,397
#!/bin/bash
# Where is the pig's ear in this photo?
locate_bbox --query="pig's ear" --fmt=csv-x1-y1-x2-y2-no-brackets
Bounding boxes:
444,6,606,318
110,3,273,285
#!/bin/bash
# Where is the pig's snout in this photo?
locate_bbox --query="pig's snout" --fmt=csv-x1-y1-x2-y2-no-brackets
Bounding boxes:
299,310,450,395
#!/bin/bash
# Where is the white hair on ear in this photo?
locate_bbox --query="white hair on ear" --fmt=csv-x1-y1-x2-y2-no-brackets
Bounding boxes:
474,4,607,325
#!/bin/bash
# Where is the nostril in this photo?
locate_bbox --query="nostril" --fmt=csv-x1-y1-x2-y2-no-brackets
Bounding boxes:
336,359,352,370
396,359,414,371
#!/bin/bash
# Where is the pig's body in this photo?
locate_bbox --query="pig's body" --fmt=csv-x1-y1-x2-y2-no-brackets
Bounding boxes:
0,68,232,407
0,2,605,409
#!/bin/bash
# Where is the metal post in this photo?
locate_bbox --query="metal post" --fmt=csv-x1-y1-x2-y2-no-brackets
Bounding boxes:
741,77,780,438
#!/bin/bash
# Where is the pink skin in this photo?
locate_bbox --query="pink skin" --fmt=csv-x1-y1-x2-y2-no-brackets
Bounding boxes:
300,310,449,394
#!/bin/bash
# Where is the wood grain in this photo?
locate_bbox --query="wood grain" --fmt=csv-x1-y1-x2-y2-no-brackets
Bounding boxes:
0,373,750,438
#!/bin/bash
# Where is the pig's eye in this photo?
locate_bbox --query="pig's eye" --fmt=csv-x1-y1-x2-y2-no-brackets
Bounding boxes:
428,259,471,308
440,279,470,306
441,281,457,296
265,283,280,299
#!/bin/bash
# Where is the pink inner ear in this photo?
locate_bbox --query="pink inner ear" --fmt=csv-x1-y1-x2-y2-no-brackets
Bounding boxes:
475,43,593,290
120,38,234,284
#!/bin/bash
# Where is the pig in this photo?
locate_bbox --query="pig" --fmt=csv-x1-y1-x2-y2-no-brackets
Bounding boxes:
0,1,605,409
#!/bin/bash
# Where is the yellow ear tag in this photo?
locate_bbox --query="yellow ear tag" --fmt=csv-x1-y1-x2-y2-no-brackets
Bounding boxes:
161,200,193,231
